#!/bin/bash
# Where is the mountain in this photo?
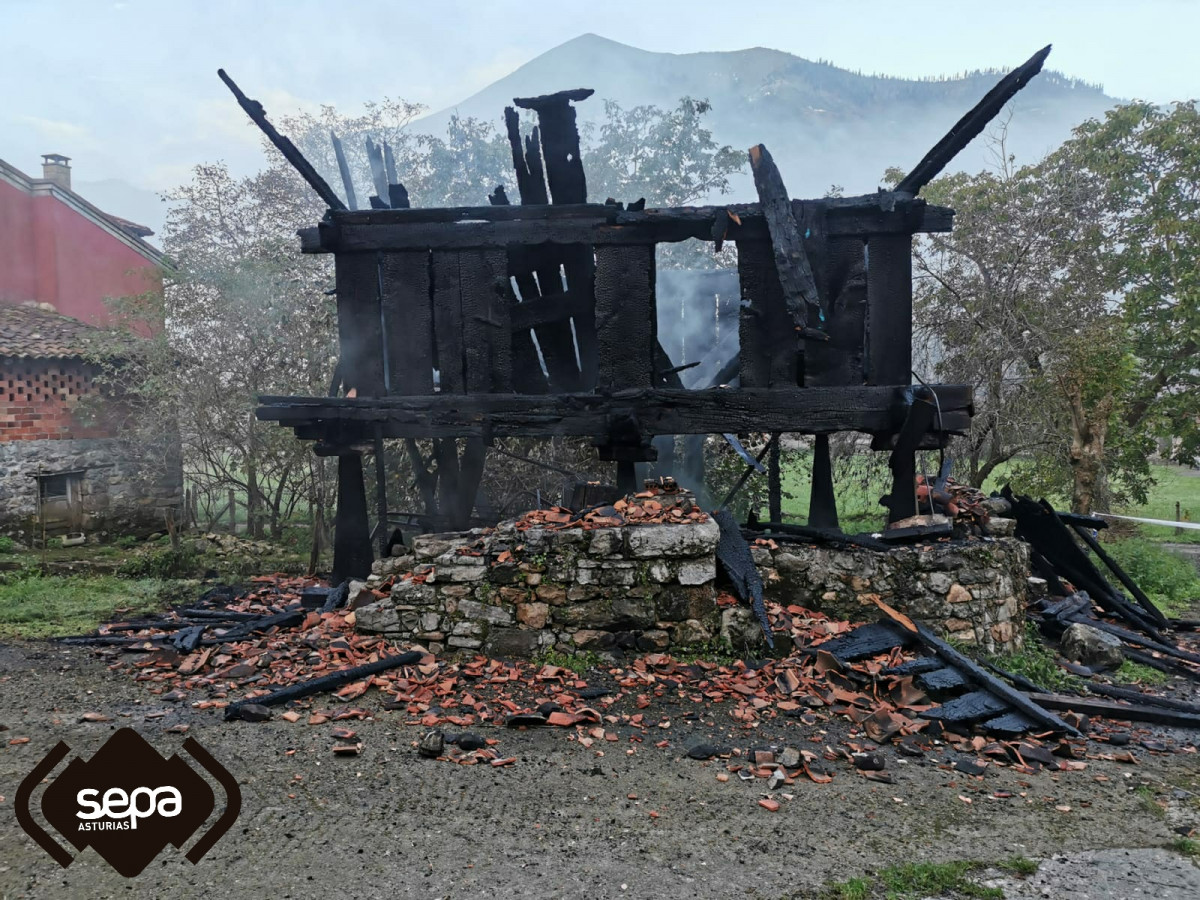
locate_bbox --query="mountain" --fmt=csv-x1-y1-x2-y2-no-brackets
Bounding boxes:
415,33,1120,201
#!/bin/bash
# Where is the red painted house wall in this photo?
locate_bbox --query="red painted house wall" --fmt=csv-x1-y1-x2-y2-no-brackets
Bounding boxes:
0,174,162,326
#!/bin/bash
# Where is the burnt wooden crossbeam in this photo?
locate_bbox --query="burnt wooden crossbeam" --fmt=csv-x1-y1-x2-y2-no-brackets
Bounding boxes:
299,195,953,253
258,384,972,441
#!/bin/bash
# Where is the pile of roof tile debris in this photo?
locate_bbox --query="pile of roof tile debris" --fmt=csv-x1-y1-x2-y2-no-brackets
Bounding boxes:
510,477,707,531
65,506,1198,783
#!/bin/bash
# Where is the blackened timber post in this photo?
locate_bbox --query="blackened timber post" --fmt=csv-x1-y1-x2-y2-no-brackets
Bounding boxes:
373,430,389,558
768,434,782,522
809,434,839,529
333,451,372,584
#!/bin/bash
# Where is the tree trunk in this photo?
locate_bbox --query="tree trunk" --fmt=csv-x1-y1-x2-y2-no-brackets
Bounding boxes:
1066,385,1112,515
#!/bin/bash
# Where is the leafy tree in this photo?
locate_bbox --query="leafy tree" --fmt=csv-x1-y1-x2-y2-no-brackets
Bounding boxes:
1061,101,1200,465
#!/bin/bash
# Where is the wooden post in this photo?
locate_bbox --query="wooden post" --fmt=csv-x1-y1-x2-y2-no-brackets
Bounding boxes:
227,489,236,534
768,434,782,522
1177,500,1183,536
332,452,373,584
809,434,840,529
373,432,389,559
865,234,913,386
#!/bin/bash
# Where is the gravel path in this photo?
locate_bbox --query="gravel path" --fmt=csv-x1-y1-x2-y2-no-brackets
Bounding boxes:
1,640,1198,900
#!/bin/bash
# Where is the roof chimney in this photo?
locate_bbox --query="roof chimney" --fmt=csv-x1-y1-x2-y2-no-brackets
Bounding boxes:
41,154,71,191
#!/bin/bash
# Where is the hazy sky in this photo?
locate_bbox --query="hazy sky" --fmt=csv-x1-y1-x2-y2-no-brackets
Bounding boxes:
3,0,1199,199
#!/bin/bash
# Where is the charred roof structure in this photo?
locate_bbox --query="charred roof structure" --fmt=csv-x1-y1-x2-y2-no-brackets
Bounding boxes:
229,47,1053,582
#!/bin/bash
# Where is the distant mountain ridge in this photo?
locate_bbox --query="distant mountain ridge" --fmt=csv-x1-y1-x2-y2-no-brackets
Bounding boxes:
416,33,1120,201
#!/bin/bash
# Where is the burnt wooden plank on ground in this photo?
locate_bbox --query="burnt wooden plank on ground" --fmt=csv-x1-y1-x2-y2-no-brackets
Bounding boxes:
1026,692,1200,730
917,666,969,691
713,510,772,647
225,650,425,720
920,690,1010,723
1072,523,1169,629
807,622,912,663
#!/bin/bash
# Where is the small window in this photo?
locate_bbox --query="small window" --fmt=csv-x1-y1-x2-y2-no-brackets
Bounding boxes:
38,473,80,502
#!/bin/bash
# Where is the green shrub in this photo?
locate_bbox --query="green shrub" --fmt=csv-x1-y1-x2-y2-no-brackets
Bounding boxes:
1102,538,1200,616
0,535,14,553
118,546,198,579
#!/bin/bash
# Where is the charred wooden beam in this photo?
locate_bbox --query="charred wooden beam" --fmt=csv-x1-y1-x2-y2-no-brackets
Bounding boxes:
1072,523,1169,630
748,144,821,338
330,131,358,211
335,253,385,397
225,650,425,720
1026,692,1200,730
513,88,593,203
332,452,373,583
217,69,347,211
364,136,390,207
298,198,955,253
895,45,1052,195
809,433,839,529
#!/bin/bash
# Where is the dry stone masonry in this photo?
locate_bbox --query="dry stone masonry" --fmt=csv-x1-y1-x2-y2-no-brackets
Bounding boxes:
356,511,1029,657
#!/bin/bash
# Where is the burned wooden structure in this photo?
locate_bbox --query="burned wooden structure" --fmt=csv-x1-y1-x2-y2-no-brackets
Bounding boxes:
225,46,1052,582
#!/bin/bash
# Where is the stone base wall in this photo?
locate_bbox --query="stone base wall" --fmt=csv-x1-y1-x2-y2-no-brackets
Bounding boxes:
356,522,1030,657
754,537,1029,653
356,517,724,657
0,436,183,540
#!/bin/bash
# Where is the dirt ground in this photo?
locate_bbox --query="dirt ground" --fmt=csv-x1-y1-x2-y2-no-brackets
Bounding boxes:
1,639,1198,900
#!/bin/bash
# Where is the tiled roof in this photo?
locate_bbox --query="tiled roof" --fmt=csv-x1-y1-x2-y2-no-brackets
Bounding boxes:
0,304,108,359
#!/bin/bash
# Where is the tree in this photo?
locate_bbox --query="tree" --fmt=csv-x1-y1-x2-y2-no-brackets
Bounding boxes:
903,127,1149,513
1061,101,1200,466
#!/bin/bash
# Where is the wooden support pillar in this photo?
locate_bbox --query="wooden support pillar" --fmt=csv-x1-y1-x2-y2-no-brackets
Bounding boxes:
885,393,936,524
332,451,373,584
373,432,389,558
809,434,839,529
768,434,782,522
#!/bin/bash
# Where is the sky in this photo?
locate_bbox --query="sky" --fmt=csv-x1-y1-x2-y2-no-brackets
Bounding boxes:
3,0,1199,225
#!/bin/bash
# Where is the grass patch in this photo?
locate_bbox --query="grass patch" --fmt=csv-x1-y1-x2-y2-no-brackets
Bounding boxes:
1116,660,1170,686
1115,464,1200,544
987,623,1080,692
1134,784,1167,818
824,876,871,900
1170,837,1200,858
1101,537,1200,616
822,858,1037,899
996,856,1039,876
0,573,169,639
878,861,1002,899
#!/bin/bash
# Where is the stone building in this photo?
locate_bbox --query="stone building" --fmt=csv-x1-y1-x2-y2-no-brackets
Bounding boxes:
0,154,180,541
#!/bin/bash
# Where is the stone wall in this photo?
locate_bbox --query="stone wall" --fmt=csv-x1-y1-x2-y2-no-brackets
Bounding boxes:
754,538,1029,653
355,517,724,657
0,436,182,540
355,516,1030,657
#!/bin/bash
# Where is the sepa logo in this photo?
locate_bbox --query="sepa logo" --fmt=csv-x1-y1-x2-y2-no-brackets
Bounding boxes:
16,727,241,877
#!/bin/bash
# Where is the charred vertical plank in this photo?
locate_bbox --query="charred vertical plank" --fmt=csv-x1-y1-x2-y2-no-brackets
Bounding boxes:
594,244,655,391
458,248,513,392
809,433,839,528
865,234,913,385
378,251,433,395
513,89,593,204
431,252,464,394
768,435,782,522
807,236,867,386
748,145,820,331
885,392,936,523
336,253,385,397
736,239,796,387
330,132,358,211
332,452,372,583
